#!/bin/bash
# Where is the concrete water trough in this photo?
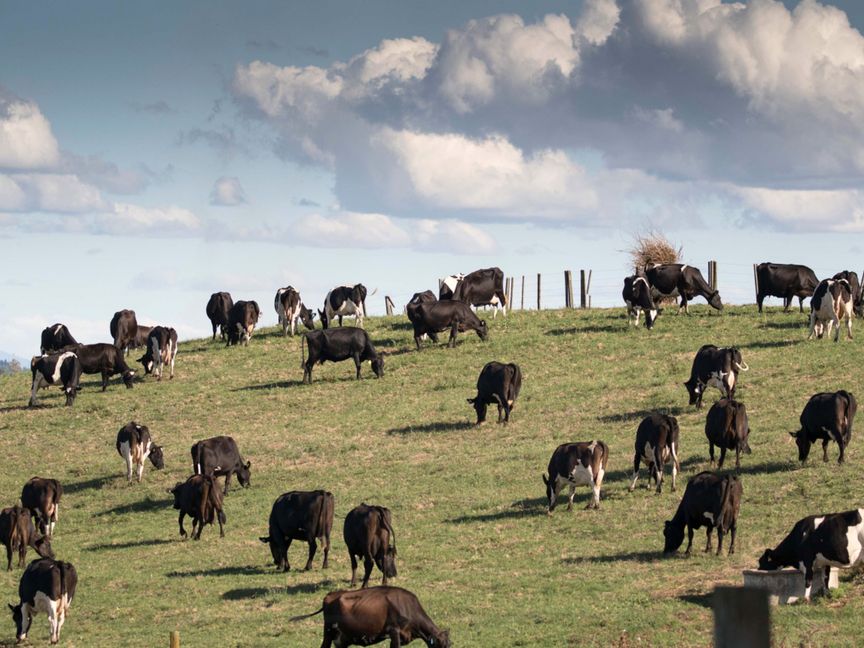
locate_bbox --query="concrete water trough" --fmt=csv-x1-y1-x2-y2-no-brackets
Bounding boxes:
742,567,839,605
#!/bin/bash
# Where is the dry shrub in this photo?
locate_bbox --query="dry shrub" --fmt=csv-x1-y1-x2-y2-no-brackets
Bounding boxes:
628,231,682,273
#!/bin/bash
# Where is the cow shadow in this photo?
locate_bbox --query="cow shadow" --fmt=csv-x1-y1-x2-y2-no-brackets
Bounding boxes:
760,320,806,330
445,497,547,524
85,538,173,551
232,380,303,392
387,421,473,435
97,497,169,516
729,460,795,477
737,339,801,350
596,406,685,423
563,550,661,565
678,591,713,609
64,474,116,493
168,565,270,578
0,404,33,413
222,580,333,601
545,325,621,336
387,322,413,332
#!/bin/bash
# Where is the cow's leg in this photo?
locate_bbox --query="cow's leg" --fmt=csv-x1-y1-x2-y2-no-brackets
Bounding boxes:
388,628,402,648
728,523,737,555
5,542,12,571
304,538,317,570
757,295,764,313
303,362,313,384
349,552,358,587
798,296,805,313
354,353,362,380
17,542,25,568
338,315,343,327
169,348,176,379
836,433,846,464
414,334,422,350
716,527,724,556
122,444,133,482
136,459,144,483
803,560,816,601
223,472,232,494
718,446,727,470
217,510,225,538
283,538,293,572
671,445,680,492
178,511,187,538
320,629,335,648
361,554,374,589
684,526,694,556
322,531,330,569
704,526,713,553
47,598,58,644
708,441,715,466
830,312,839,342
822,438,831,462
448,322,458,348
782,296,791,312
590,468,605,510
566,484,576,511
101,369,109,391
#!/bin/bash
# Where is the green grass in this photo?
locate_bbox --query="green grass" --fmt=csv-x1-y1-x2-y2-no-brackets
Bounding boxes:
0,306,862,647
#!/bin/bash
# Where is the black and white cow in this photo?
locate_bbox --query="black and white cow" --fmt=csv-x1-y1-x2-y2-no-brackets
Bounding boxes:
319,284,368,329
441,267,507,318
644,263,722,313
467,361,522,424
191,435,251,494
663,471,742,557
705,398,752,470
138,326,177,380
628,414,680,494
206,292,233,341
226,300,261,346
683,345,748,408
116,422,164,483
110,309,138,355
64,343,135,391
833,271,863,318
39,324,78,355
755,262,819,313
29,352,82,407
260,490,334,572
622,275,659,329
438,274,464,301
302,328,384,384
542,441,608,512
21,478,62,539
410,301,488,349
274,286,315,336
758,509,864,601
8,558,77,645
808,279,853,342
791,391,857,464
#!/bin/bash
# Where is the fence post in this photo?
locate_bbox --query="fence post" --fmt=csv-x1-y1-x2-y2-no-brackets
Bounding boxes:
713,586,770,648
536,273,541,310
713,261,718,291
708,262,713,290
580,270,587,309
564,270,572,308
753,264,760,304
508,277,514,308
520,275,525,311
384,296,394,316
170,631,180,648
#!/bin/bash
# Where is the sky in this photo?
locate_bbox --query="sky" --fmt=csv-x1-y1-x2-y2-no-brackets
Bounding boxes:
2,0,864,359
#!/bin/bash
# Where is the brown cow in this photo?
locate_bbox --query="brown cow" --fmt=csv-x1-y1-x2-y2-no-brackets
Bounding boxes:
0,505,54,570
168,474,225,540
20,478,62,538
344,504,397,588
226,300,260,346
704,398,752,470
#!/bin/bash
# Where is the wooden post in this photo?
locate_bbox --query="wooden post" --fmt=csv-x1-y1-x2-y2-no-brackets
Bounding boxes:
170,631,180,648
508,277,514,308
384,296,394,316
713,586,770,648
564,270,572,308
708,262,713,290
587,270,592,298
753,264,760,304
536,273,541,310
580,270,587,309
520,275,525,311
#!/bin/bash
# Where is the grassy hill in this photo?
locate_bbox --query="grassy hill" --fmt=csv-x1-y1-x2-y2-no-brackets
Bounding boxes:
0,306,862,647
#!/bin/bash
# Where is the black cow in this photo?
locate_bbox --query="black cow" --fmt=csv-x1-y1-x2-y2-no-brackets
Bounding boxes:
406,291,437,341
29,352,82,407
808,279,853,342
628,413,680,494
138,326,177,380
467,361,521,424
191,436,251,494
704,398,752,470
65,343,135,390
791,391,857,464
344,504,397,588
21,478,62,539
683,344,748,408
206,292,233,341
116,422,164,483
168,474,225,540
758,509,864,601
756,262,819,313
833,271,863,317
110,309,138,354
301,328,384,384
274,286,315,336
443,267,507,318
131,324,152,350
259,490,334,572
39,324,78,354
410,301,488,349
320,284,368,329
226,300,261,346
8,558,77,644
663,471,742,556
644,263,722,313
622,275,660,329
0,505,53,571
292,586,450,648
542,441,608,512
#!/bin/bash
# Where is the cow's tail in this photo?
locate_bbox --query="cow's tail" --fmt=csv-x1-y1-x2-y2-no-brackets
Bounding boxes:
718,475,738,531
192,443,203,476
8,507,21,550
839,390,855,440
58,561,68,603
380,507,396,551
317,492,334,541
300,334,307,370
289,606,324,622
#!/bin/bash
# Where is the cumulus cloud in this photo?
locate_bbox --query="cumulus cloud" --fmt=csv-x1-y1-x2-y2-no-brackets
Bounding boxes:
210,176,247,206
0,96,60,170
731,185,864,232
0,173,107,212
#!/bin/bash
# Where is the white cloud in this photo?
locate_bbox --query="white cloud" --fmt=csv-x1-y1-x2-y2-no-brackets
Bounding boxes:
732,185,864,232
232,61,343,119
576,0,621,46
210,176,247,206
0,173,107,212
108,203,200,232
0,97,60,170
342,37,438,97
413,219,496,254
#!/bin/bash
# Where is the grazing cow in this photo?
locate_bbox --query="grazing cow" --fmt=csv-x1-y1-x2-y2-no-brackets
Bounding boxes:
683,344,748,408
292,586,450,648
343,504,397,588
808,279,853,342
663,471,742,556
21,478,62,539
791,391,857,464
833,271,863,317
406,291,437,341
758,509,864,601
28,352,82,408
542,441,609,512
168,474,225,540
628,414,680,494
110,309,138,354
443,267,508,318
320,284,368,329
8,558,77,645
301,328,384,384
190,436,251,494
205,292,233,341
410,301,488,350
138,326,177,380
131,324,152,350
755,262,819,313
622,275,660,329
644,263,722,313
274,286,315,336
116,422,164,483
226,300,261,346
705,398,752,470
467,361,522,424
64,343,135,391
0,506,53,571
259,490,334,572
39,324,78,354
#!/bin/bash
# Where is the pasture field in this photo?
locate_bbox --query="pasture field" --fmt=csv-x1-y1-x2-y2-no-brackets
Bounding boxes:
1,305,863,647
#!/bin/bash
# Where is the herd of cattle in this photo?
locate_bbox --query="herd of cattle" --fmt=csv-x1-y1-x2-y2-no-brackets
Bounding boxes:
7,261,864,644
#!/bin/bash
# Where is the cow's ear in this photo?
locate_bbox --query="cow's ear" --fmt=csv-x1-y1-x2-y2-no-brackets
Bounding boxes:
245,461,251,469
466,398,474,404
788,431,798,438
259,536,270,544
7,603,14,611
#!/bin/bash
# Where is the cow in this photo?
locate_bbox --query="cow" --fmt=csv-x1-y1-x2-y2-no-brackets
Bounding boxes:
8,558,77,645
791,391,857,464
226,300,260,346
319,284,368,329
274,286,315,336
755,262,819,313
663,471,742,557
168,474,225,540
21,478,62,539
116,422,164,483
292,586,450,648
833,271,863,318
301,328,384,384
808,279,853,342
406,291,437,341
110,309,138,355
343,504,397,588
644,263,722,313
0,505,53,571
206,292,233,341
628,413,680,494
64,342,135,391
542,441,609,512
467,361,522,424
131,324,152,350
683,345,748,409
705,398,752,470
443,267,507,318
138,326,177,380
758,509,864,601
39,324,78,354
28,352,82,408
410,301,488,350
259,490,334,572
622,275,660,329
190,436,251,494
438,274,464,301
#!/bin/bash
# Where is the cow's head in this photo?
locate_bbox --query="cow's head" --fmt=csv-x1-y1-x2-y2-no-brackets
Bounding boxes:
259,535,287,570
122,370,136,389
299,304,316,330
237,460,252,488
8,603,30,642
683,378,701,405
644,308,660,330
352,284,367,307
138,354,154,375
477,319,488,341
149,445,165,470
663,520,685,555
708,290,723,311
789,429,811,462
758,549,781,571
33,535,54,560
371,356,384,378
318,309,329,329
730,348,748,373
430,628,451,648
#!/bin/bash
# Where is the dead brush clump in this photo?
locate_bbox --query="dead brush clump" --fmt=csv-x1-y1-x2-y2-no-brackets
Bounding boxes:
628,231,682,274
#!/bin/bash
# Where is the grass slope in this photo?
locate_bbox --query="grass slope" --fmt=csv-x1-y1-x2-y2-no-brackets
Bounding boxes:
0,306,862,647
